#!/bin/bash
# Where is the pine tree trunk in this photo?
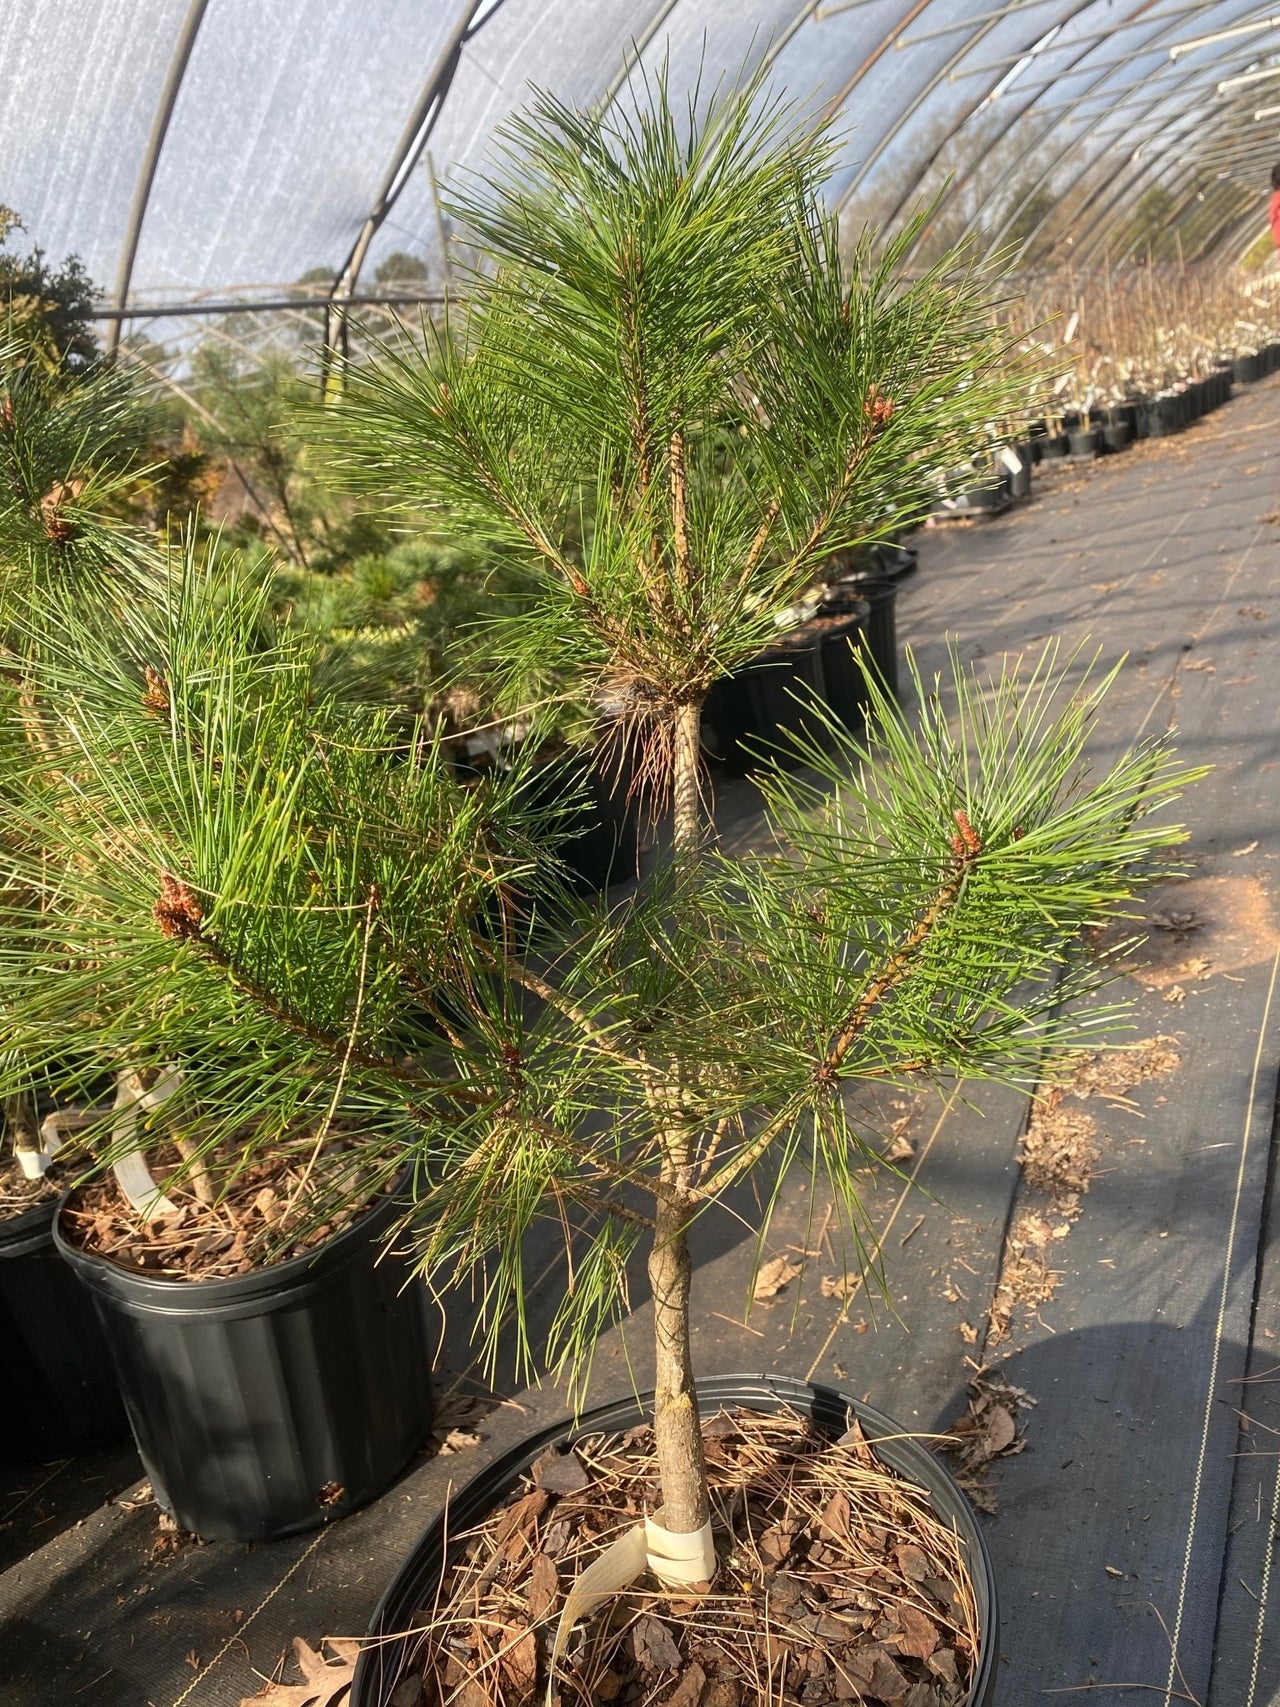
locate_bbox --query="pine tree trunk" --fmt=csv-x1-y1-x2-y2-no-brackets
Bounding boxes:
648,693,710,1536
671,700,703,859
648,1188,709,1533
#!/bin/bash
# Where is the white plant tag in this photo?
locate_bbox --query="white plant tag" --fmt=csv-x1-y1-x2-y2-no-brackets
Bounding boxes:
110,1069,181,1219
546,1509,715,1702
16,1147,48,1180
547,1522,647,1694
998,445,1023,475
645,1509,716,1585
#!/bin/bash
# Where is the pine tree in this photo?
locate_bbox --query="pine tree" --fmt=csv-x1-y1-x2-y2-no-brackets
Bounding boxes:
0,80,1193,1572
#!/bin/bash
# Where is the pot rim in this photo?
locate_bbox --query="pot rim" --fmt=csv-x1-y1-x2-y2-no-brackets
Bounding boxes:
53,1159,413,1310
351,1372,997,1707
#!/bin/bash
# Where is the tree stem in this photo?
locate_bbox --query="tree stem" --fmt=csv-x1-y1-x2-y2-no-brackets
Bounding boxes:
648,693,711,1538
648,1187,709,1534
672,699,704,856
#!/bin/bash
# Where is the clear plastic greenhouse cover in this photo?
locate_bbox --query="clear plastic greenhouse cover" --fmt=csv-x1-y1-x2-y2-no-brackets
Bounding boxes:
2,0,1278,327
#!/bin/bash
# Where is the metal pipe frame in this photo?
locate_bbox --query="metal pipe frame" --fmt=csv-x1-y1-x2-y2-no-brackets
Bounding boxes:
91,291,448,322
897,0,1065,51
860,0,1178,260
950,0,1279,76
987,43,1252,263
322,0,494,375
989,14,1277,263
106,0,211,355
937,0,1226,262
830,0,1098,224
1063,80,1273,263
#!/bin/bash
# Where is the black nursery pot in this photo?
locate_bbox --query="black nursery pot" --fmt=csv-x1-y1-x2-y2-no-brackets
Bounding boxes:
54,1178,435,1541
351,1374,998,1707
526,749,641,893
813,604,871,730
1233,352,1261,386
1143,395,1180,439
0,1195,128,1461
1007,442,1034,498
1101,421,1131,454
827,575,898,700
1039,431,1070,460
702,634,828,776
1067,426,1100,459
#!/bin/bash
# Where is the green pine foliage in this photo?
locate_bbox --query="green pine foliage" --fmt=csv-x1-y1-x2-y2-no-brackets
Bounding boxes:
322,77,1032,751
0,75,1197,1532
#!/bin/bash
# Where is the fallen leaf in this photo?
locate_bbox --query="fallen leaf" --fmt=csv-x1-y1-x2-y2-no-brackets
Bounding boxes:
1163,984,1187,1004
596,1673,623,1701
532,1448,590,1495
1105,1564,1125,1579
388,1679,423,1707
820,1273,856,1300
958,1320,979,1343
753,1256,801,1301
983,1406,1017,1457
241,1637,361,1707
437,1428,482,1455
1234,841,1259,858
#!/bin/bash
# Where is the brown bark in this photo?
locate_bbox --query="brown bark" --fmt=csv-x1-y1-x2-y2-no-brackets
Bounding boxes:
671,699,704,858
648,1187,709,1533
647,692,711,1535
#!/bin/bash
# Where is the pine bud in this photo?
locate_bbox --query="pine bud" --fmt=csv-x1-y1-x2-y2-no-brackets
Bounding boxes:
141,667,170,716
154,872,204,941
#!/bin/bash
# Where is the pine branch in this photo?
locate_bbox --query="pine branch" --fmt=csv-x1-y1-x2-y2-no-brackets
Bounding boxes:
193,932,492,1107
698,846,977,1199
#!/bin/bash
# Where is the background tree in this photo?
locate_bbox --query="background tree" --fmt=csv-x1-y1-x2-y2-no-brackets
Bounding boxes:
0,206,99,373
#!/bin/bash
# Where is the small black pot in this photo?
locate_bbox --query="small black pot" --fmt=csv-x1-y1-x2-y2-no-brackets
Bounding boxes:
826,575,898,699
1039,431,1070,460
526,749,641,893
870,540,919,581
55,1177,435,1541
350,1373,998,1707
1101,422,1131,454
703,635,828,775
1233,353,1261,385
960,478,1010,512
1068,426,1100,458
1142,395,1180,438
814,605,871,730
1111,402,1140,438
1007,443,1034,499
0,1194,128,1461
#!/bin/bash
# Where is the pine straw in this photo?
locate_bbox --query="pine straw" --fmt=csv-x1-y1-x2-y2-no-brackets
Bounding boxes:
61,1141,394,1281
0,1153,61,1218
387,1407,980,1707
